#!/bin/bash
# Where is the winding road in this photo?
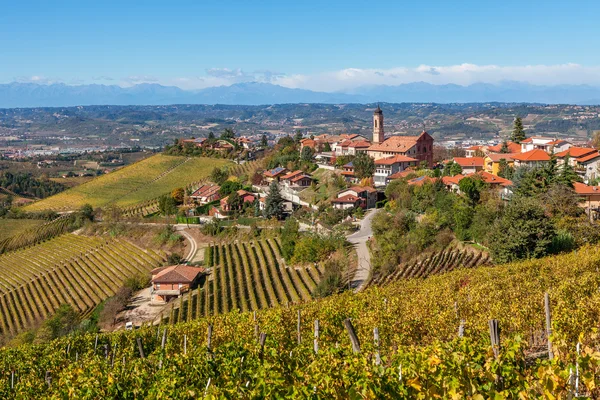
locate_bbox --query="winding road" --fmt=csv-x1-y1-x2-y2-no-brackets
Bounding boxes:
347,209,376,292
174,226,198,263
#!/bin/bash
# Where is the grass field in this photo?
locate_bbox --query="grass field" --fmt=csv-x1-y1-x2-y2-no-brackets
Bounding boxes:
0,219,45,241
23,155,231,211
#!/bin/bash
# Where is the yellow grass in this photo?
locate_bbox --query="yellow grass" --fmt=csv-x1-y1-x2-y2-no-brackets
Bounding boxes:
23,155,231,211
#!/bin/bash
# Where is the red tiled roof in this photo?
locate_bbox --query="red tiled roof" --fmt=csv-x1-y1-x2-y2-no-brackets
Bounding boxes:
191,184,220,198
152,265,204,284
574,182,600,195
407,176,436,186
367,135,421,152
347,140,372,148
466,145,482,151
453,157,485,167
486,153,516,162
263,167,287,177
348,185,377,194
332,194,361,204
555,147,597,158
341,171,355,176
576,152,600,163
487,141,521,153
442,174,464,185
520,138,533,143
375,154,418,165
387,169,416,180
477,171,512,187
511,149,551,162
290,174,312,183
280,170,304,180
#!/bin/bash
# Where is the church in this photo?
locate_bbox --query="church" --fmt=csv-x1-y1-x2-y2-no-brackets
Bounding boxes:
366,105,434,167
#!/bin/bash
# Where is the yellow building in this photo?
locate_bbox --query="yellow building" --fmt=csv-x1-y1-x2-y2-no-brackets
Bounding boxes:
484,153,515,176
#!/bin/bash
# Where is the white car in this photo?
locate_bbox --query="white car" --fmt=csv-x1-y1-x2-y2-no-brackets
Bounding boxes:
125,322,133,331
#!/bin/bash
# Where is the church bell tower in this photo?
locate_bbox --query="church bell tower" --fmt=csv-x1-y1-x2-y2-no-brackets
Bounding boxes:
373,104,384,143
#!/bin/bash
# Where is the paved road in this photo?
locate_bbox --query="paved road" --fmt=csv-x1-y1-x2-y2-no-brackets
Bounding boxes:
174,226,197,263
346,209,376,292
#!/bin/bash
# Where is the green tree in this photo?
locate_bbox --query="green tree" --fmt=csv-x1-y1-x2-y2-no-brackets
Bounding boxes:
260,134,268,148
221,128,235,140
497,158,514,180
219,180,242,196
208,131,215,140
488,196,555,263
353,152,375,180
300,146,314,162
323,142,332,152
458,176,485,207
264,181,284,219
227,190,243,214
556,156,580,187
453,199,474,241
500,141,510,154
294,130,303,143
171,187,185,204
449,162,463,177
511,116,527,143
158,195,178,216
211,167,229,185
280,217,299,260
79,203,94,221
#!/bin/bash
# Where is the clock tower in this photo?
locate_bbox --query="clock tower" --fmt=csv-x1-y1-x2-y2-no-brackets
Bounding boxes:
373,104,384,143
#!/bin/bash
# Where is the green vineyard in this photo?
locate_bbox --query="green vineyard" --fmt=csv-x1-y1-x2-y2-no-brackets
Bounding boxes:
163,238,322,323
370,247,490,285
0,216,75,254
0,234,166,337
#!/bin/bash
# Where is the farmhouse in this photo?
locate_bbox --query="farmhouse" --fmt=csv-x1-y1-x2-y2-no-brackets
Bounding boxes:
373,154,418,186
453,157,485,174
151,265,204,303
190,184,221,204
263,167,288,183
511,149,551,168
280,170,314,188
220,189,256,212
337,185,378,209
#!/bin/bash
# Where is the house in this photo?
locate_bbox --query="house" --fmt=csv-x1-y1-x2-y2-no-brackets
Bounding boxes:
220,189,256,212
280,170,313,188
332,194,362,210
387,168,417,181
465,145,483,158
236,137,254,149
373,154,418,186
263,167,288,183
341,161,359,184
333,139,371,156
181,137,207,147
337,185,378,209
190,184,221,204
300,138,317,150
407,176,437,187
151,265,204,303
574,182,600,217
511,149,551,168
453,157,485,174
555,147,600,183
484,153,515,176
520,137,571,154
441,174,464,192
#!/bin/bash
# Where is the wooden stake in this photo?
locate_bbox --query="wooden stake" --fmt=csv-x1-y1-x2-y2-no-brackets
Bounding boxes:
297,310,301,344
259,332,267,363
343,318,361,354
488,319,500,358
374,327,381,366
458,319,465,338
136,337,145,358
544,293,554,360
45,371,51,387
314,320,319,355
161,328,167,349
184,334,187,355
94,335,98,351
11,371,14,389
207,324,213,350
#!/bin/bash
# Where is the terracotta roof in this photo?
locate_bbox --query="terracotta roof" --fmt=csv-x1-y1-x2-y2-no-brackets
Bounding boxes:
347,140,372,148
367,135,421,153
555,147,597,159
341,171,355,176
281,170,304,180
453,157,485,167
511,149,551,162
387,169,416,180
191,184,220,198
442,174,464,186
332,194,361,204
466,145,482,151
290,174,312,183
152,265,204,284
407,176,436,186
477,171,512,187
576,152,600,163
520,138,533,143
300,138,316,148
486,153,516,162
547,139,568,146
263,167,287,177
375,154,418,165
487,141,521,153
348,185,377,194
574,182,600,195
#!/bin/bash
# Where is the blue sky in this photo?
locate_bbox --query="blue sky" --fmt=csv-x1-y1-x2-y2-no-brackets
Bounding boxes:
2,0,600,90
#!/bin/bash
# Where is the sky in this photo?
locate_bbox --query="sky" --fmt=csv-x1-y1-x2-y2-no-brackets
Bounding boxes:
2,0,600,91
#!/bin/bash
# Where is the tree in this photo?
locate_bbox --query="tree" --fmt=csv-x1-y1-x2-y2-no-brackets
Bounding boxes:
300,146,313,162
227,190,243,214
208,131,215,140
280,217,299,260
211,167,228,185
556,156,580,187
260,134,268,148
488,196,555,263
79,203,94,221
500,141,510,154
219,180,242,196
458,176,485,207
294,130,303,143
353,152,375,180
158,195,178,216
497,159,514,180
511,116,527,143
323,142,332,152
221,128,235,140
171,187,185,204
264,181,284,219
449,162,463,177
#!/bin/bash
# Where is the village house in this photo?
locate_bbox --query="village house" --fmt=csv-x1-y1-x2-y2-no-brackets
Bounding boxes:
190,184,221,204
486,141,522,154
181,137,207,147
520,137,571,154
235,137,254,149
331,194,362,210
407,175,437,187
373,154,418,186
574,182,600,219
337,185,378,208
333,139,371,156
280,170,313,188
453,157,485,174
555,147,600,183
465,145,483,158
484,153,515,176
340,161,359,184
263,167,288,183
386,168,417,182
151,265,204,303
220,189,256,213
441,174,464,192
511,149,551,168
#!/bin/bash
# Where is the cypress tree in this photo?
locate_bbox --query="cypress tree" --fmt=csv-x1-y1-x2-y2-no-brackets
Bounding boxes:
511,117,527,143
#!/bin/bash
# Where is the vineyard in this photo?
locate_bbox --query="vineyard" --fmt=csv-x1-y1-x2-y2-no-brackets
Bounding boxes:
0,234,165,337
119,160,264,218
0,216,76,254
23,155,231,212
370,246,490,286
1,245,600,397
163,238,323,323
0,219,44,241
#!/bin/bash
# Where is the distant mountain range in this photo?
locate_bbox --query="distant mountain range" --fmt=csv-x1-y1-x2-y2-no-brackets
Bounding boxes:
1,81,600,108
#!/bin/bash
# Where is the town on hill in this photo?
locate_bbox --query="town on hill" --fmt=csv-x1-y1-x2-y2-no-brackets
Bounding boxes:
1,104,600,397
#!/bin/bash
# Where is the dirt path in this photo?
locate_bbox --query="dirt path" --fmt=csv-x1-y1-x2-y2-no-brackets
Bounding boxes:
346,210,376,292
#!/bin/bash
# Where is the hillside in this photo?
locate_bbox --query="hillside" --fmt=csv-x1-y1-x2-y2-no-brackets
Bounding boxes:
1,246,599,397
22,155,231,212
0,233,165,337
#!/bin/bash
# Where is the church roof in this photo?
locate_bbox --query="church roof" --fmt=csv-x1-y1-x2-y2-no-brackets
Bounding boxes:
374,104,383,114
367,135,420,153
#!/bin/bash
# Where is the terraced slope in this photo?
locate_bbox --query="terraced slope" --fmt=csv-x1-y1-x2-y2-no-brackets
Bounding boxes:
23,155,231,211
0,234,166,336
164,238,322,323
